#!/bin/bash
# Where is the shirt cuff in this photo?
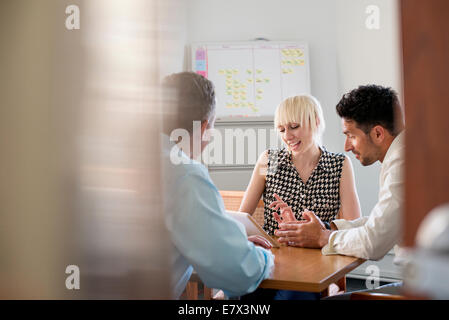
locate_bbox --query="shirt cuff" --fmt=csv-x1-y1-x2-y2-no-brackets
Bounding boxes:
321,230,339,256
333,217,367,230
258,247,275,278
223,247,274,298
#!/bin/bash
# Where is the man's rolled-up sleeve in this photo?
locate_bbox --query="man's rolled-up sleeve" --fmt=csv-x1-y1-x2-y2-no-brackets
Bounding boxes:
322,164,402,260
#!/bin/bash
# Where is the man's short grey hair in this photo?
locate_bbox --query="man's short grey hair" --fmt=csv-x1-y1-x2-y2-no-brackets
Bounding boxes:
162,72,216,133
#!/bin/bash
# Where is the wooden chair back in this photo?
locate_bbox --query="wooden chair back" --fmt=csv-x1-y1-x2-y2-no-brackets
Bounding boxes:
219,190,264,226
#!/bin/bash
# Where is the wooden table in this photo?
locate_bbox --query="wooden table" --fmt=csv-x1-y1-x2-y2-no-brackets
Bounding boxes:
259,246,365,293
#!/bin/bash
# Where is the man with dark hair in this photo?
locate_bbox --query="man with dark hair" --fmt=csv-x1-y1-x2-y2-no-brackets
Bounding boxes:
161,72,274,299
336,85,404,166
275,84,406,263
336,84,402,136
274,84,406,297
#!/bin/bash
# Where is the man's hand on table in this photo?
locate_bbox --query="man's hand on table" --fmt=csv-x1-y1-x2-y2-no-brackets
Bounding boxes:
248,235,272,249
275,210,333,248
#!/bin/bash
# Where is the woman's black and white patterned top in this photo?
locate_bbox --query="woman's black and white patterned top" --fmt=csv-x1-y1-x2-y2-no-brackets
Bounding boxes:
262,147,345,235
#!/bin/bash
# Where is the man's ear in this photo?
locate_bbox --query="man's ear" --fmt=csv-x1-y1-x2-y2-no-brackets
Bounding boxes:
200,119,209,138
370,125,385,144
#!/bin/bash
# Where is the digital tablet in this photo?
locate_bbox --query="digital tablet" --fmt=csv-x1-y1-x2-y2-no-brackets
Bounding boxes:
226,210,280,248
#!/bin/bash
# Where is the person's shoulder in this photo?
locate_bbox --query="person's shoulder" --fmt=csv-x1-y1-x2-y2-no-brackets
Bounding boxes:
384,133,406,167
185,160,210,179
321,146,346,165
166,156,210,181
323,148,345,160
383,147,404,181
266,147,289,161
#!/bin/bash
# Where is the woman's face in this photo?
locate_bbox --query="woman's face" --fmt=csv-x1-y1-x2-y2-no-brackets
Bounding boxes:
278,122,316,155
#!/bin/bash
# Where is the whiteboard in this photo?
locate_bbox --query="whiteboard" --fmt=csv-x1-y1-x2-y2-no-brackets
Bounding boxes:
191,41,311,121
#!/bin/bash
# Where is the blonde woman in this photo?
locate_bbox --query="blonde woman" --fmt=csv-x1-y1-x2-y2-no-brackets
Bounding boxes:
240,95,361,236
239,95,361,300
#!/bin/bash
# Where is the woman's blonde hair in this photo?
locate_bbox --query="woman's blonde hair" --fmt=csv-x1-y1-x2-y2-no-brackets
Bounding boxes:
274,95,325,145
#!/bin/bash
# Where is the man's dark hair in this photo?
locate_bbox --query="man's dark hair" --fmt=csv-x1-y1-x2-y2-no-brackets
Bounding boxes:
336,85,402,136
162,72,216,133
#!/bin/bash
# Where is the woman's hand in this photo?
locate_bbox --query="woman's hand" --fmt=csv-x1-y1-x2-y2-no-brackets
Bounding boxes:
275,210,331,248
269,193,298,224
248,235,272,249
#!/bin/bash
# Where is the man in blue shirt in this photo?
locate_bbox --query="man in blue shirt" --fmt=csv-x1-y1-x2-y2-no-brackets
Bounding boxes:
161,72,274,299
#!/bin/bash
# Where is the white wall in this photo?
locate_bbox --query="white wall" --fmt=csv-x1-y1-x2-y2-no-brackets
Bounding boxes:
334,0,402,224
336,0,402,94
158,0,188,77
185,0,343,182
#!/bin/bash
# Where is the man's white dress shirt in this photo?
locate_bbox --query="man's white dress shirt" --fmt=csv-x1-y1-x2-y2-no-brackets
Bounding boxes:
322,132,405,262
